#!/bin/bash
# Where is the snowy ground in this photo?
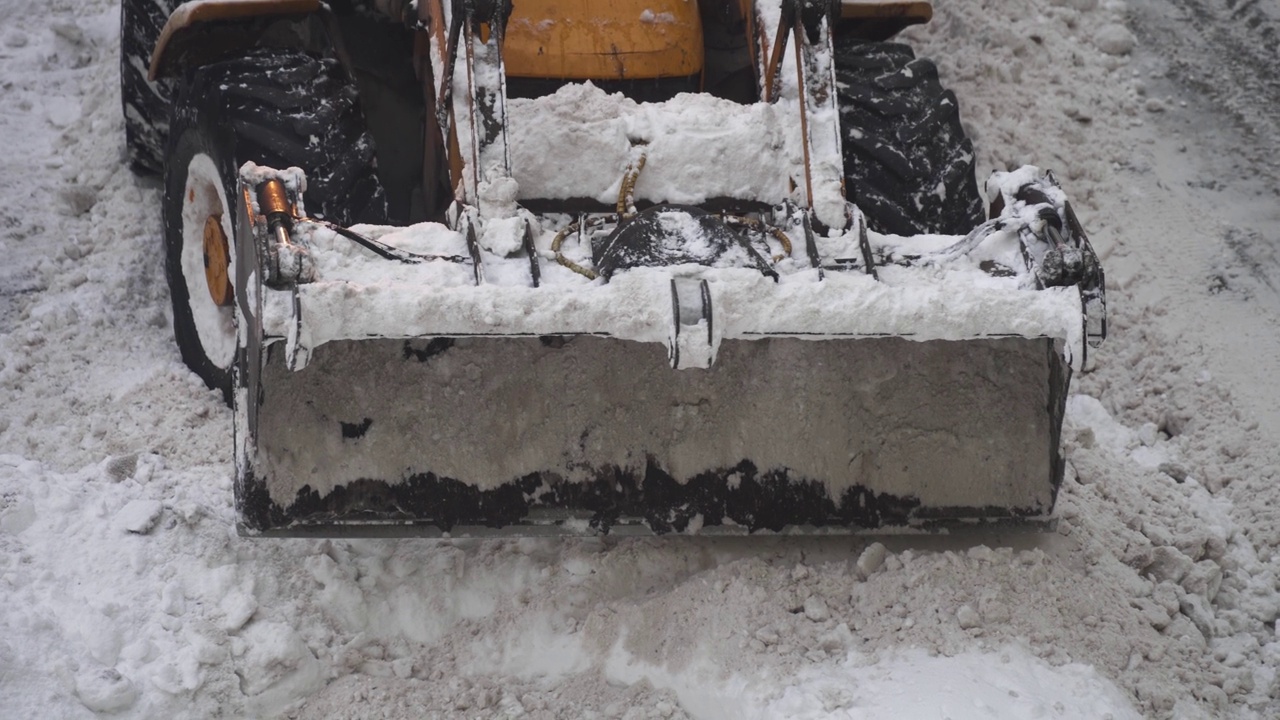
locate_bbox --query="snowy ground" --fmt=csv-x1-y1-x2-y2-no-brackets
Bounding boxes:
2,0,1279,718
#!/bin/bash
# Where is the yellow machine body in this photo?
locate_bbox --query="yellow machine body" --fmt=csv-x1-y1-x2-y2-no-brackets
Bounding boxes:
503,0,705,80
148,1,934,83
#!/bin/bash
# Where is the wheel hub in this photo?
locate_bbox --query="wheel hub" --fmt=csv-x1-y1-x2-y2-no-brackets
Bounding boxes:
202,214,233,307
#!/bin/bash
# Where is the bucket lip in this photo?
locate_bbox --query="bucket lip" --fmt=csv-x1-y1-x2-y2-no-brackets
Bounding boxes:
238,516,1059,539
236,465,1061,538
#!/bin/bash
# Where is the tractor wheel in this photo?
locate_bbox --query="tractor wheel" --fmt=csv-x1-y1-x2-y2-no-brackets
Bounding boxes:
121,0,176,174
834,40,985,236
162,48,387,403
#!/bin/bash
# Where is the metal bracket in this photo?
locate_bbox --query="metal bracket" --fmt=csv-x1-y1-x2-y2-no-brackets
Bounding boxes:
669,277,717,369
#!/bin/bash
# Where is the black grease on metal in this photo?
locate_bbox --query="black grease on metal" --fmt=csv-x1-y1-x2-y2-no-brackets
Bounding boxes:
340,418,374,439
701,278,713,347
238,458,945,536
402,338,455,361
800,210,822,272
463,220,483,285
978,260,1016,277
857,213,878,280
522,219,541,287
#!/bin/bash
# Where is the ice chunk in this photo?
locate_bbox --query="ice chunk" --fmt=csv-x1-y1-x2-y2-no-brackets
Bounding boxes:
115,499,163,534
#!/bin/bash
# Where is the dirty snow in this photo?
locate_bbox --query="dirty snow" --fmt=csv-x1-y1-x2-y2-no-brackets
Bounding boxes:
2,1,1280,719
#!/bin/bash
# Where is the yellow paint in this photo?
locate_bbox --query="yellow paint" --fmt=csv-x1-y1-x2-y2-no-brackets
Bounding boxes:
839,0,933,22
503,0,703,80
202,215,233,307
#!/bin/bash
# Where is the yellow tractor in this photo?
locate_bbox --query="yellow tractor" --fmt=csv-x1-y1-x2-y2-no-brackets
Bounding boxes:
121,0,1106,535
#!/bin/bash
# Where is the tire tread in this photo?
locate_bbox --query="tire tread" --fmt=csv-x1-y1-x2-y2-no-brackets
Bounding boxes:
836,39,985,236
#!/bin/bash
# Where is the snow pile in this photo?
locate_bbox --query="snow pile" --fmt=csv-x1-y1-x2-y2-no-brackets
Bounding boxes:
1,0,1279,718
508,83,793,207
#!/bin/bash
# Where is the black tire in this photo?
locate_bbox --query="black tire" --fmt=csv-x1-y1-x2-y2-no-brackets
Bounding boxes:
121,0,176,174
835,40,985,236
163,48,387,403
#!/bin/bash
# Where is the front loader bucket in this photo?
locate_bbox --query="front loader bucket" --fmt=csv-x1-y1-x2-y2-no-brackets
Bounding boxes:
230,165,1101,537
235,333,1069,536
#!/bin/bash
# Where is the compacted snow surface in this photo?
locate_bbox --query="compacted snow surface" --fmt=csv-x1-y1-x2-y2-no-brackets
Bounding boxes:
2,0,1280,718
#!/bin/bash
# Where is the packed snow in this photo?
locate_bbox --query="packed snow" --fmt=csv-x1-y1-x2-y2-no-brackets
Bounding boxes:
2,0,1279,718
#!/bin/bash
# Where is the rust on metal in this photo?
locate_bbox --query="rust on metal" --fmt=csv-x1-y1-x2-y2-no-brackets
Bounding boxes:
840,1,933,22
202,215,234,307
258,179,292,217
419,0,467,203
763,9,791,103
792,21,816,219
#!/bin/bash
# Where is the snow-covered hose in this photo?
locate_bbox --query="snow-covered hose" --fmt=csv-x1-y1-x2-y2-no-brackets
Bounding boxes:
551,221,600,280
617,150,648,218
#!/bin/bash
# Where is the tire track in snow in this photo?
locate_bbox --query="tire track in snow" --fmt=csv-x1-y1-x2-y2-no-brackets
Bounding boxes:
1129,0,1280,188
